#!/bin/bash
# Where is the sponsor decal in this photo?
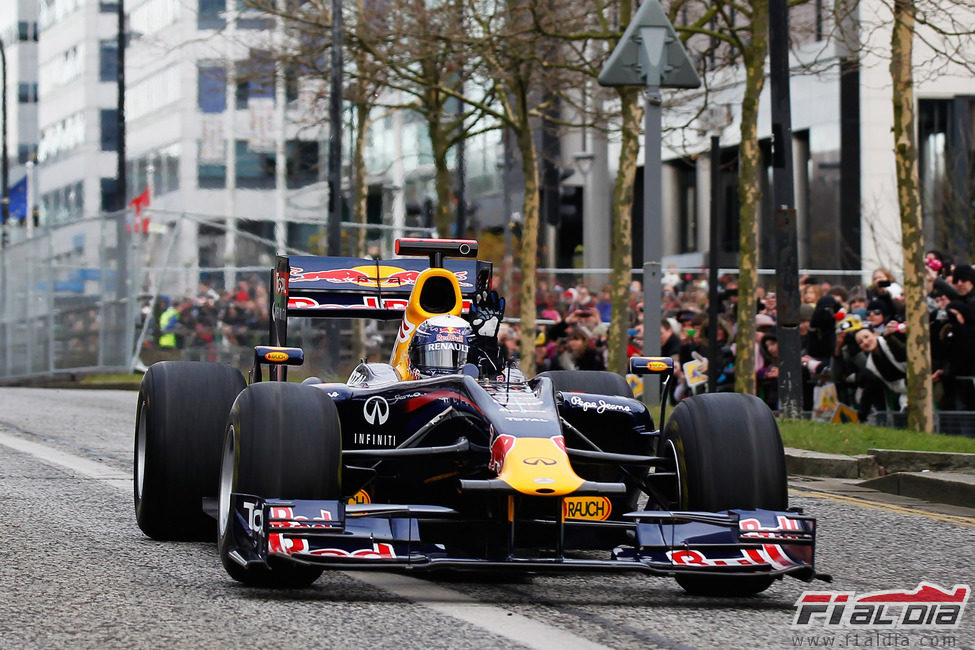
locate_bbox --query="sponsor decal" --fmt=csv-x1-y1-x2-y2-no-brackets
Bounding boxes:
267,506,333,528
426,341,468,352
646,360,670,372
504,416,547,422
668,546,797,569
363,395,390,425
244,503,333,537
264,351,289,363
348,489,371,505
522,456,557,466
353,432,397,447
274,270,288,295
489,434,516,473
286,296,412,311
291,265,471,289
792,583,970,629
308,542,397,558
268,533,309,555
563,496,611,521
568,394,633,414
739,515,805,539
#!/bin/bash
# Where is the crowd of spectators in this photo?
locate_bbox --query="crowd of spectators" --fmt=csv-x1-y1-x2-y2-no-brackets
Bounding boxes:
142,274,271,358
521,251,975,420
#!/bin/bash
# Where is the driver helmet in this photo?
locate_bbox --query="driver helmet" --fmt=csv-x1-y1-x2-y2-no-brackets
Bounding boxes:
408,314,473,378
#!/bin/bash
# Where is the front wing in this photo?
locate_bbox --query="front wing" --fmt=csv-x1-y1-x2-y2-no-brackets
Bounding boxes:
223,494,821,581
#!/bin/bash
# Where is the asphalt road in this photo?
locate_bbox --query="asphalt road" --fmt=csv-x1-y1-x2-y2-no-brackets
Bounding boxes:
0,387,972,649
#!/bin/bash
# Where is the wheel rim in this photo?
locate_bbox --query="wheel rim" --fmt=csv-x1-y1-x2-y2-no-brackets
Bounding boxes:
136,402,147,500
218,427,236,537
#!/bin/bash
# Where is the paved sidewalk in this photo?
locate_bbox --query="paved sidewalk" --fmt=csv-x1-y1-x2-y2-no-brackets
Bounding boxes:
786,447,975,512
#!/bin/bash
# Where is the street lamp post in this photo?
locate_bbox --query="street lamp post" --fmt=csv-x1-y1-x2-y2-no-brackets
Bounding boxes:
116,0,128,301
599,0,701,405
1,37,9,248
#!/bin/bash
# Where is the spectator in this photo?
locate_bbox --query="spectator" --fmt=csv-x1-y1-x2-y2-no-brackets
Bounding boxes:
550,325,606,371
865,298,893,330
756,333,779,408
854,325,908,414
157,297,181,350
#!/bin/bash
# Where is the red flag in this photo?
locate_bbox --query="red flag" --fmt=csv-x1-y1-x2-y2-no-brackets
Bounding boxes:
128,187,151,233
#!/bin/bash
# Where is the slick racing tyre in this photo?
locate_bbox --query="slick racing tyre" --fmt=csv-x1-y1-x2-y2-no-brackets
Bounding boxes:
662,392,787,597
537,370,634,399
135,361,246,541
218,382,342,588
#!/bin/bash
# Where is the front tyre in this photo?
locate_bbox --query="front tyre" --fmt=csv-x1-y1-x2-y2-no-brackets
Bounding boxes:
134,361,245,541
218,382,342,588
662,393,786,597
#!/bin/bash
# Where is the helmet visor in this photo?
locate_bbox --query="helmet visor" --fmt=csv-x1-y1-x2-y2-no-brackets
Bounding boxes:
411,341,469,373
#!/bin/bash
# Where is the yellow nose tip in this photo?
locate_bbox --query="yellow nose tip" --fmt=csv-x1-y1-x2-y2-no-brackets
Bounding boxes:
497,437,585,496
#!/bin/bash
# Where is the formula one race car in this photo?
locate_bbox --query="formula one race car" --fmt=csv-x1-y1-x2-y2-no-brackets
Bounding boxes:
134,238,827,596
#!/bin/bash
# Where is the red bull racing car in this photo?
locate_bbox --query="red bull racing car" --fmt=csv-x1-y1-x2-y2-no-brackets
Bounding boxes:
134,238,828,595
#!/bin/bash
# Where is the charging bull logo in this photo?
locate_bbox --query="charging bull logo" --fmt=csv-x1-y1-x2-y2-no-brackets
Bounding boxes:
489,434,516,473
291,265,471,289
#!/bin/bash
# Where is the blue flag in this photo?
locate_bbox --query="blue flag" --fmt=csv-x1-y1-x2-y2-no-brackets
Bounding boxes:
9,176,27,220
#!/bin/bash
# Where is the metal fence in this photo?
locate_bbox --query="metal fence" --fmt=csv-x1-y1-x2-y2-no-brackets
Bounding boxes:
0,210,420,383
0,213,135,380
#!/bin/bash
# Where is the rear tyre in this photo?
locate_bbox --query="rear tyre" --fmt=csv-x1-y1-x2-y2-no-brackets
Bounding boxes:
218,382,342,588
662,393,786,597
134,361,245,541
537,370,633,398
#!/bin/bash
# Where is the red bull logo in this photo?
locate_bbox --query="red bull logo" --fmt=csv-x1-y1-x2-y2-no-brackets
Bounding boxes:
291,265,422,288
489,434,516,473
436,326,465,342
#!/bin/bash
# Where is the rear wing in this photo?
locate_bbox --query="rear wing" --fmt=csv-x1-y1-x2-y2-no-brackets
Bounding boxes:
272,255,490,321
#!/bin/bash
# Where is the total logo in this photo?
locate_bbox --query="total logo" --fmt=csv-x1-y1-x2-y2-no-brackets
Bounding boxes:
363,395,390,425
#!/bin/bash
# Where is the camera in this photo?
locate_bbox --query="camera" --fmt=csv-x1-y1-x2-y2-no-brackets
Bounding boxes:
925,257,943,272
877,280,892,288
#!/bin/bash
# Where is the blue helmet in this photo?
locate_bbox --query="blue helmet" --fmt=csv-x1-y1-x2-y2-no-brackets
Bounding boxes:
408,314,473,378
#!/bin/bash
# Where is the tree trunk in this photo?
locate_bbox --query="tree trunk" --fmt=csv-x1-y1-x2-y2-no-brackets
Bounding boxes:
607,86,642,374
733,15,769,396
349,99,371,365
890,0,934,432
516,126,541,377
353,101,369,257
427,109,455,238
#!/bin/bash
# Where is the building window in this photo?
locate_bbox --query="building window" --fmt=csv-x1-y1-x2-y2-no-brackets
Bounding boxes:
101,178,119,212
235,51,274,109
100,2,120,13
100,41,118,83
672,158,698,254
198,65,227,113
198,159,227,189
18,21,38,42
236,140,275,189
198,0,226,29
287,140,319,188
18,83,39,103
101,110,119,151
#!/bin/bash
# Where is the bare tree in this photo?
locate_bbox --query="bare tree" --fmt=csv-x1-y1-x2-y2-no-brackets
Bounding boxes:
890,0,934,431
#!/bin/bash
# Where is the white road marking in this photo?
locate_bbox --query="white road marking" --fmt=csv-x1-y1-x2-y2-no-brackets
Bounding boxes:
0,429,610,650
349,571,610,650
0,430,131,491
